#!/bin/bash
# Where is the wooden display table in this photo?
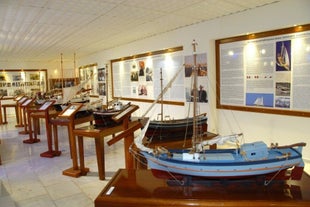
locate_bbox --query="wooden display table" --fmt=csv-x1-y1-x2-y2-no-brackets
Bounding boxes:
95,169,310,207
24,101,61,157
19,98,36,135
73,120,142,180
0,96,20,125
15,96,28,127
73,104,141,180
49,103,94,178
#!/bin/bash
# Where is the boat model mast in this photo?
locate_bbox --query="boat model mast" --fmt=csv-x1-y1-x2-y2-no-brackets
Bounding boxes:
192,40,198,152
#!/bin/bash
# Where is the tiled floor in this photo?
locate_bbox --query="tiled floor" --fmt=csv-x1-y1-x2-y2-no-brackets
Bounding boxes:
0,115,125,207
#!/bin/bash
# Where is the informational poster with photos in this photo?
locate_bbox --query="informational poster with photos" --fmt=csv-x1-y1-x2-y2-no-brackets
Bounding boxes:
217,24,310,116
112,47,184,103
184,53,208,103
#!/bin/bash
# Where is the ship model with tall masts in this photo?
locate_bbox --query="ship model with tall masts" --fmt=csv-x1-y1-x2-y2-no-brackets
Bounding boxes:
134,40,306,184
145,67,208,141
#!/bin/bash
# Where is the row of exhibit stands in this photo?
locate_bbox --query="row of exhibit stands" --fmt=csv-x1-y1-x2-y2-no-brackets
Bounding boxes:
0,95,142,180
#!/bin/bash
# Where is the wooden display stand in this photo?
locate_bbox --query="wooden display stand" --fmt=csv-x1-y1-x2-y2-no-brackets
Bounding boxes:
0,95,3,124
73,104,141,180
0,139,2,165
19,98,35,135
1,96,21,125
95,169,310,207
25,100,61,157
15,96,28,127
49,103,94,178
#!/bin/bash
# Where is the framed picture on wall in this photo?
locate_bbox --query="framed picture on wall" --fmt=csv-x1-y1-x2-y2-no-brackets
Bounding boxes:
79,63,97,95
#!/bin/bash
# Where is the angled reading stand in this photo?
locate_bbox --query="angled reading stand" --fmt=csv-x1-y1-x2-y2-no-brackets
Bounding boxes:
30,100,63,158
111,104,139,123
39,100,55,111
58,103,84,118
50,103,94,178
23,100,57,146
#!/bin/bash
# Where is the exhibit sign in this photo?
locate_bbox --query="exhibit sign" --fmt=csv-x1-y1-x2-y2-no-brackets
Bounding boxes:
216,24,310,117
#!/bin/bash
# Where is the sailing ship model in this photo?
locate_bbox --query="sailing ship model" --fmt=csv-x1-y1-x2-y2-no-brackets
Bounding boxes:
92,65,132,128
134,40,306,183
145,68,207,141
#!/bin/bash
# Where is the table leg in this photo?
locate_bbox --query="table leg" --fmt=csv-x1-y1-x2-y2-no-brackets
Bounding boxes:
3,106,7,124
16,105,24,127
124,132,134,169
0,104,3,125
77,136,88,176
19,107,29,134
23,111,40,143
63,123,89,177
41,115,61,158
95,138,105,180
15,105,19,124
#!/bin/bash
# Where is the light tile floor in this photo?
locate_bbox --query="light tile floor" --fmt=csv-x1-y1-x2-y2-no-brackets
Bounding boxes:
0,116,125,207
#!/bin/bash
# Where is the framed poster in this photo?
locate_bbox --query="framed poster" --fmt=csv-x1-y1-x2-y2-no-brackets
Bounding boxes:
111,46,184,106
0,69,47,96
216,23,310,117
79,63,97,95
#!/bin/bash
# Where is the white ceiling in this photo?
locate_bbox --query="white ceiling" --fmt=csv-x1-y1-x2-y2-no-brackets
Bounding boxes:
0,0,279,62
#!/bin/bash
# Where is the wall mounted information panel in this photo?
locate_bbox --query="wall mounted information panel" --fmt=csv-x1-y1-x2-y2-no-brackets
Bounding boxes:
79,63,98,96
216,24,310,117
0,69,47,97
111,46,184,105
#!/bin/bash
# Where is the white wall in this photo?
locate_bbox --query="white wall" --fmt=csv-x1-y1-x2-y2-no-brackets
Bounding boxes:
79,0,310,167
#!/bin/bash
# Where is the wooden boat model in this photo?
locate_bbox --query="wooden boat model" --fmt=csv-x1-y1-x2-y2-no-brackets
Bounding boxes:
146,113,207,141
134,40,306,184
144,67,208,141
93,101,131,127
139,139,306,181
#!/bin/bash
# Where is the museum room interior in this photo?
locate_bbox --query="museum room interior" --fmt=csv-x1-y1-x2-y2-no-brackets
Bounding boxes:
0,0,310,206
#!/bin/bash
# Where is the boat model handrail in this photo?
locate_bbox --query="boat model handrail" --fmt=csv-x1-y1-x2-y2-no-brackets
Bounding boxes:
271,142,306,149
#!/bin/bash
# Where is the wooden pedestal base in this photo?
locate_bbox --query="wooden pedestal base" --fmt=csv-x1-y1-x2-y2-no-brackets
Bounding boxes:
23,138,40,144
19,130,29,134
95,169,310,207
62,167,90,178
40,150,61,158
